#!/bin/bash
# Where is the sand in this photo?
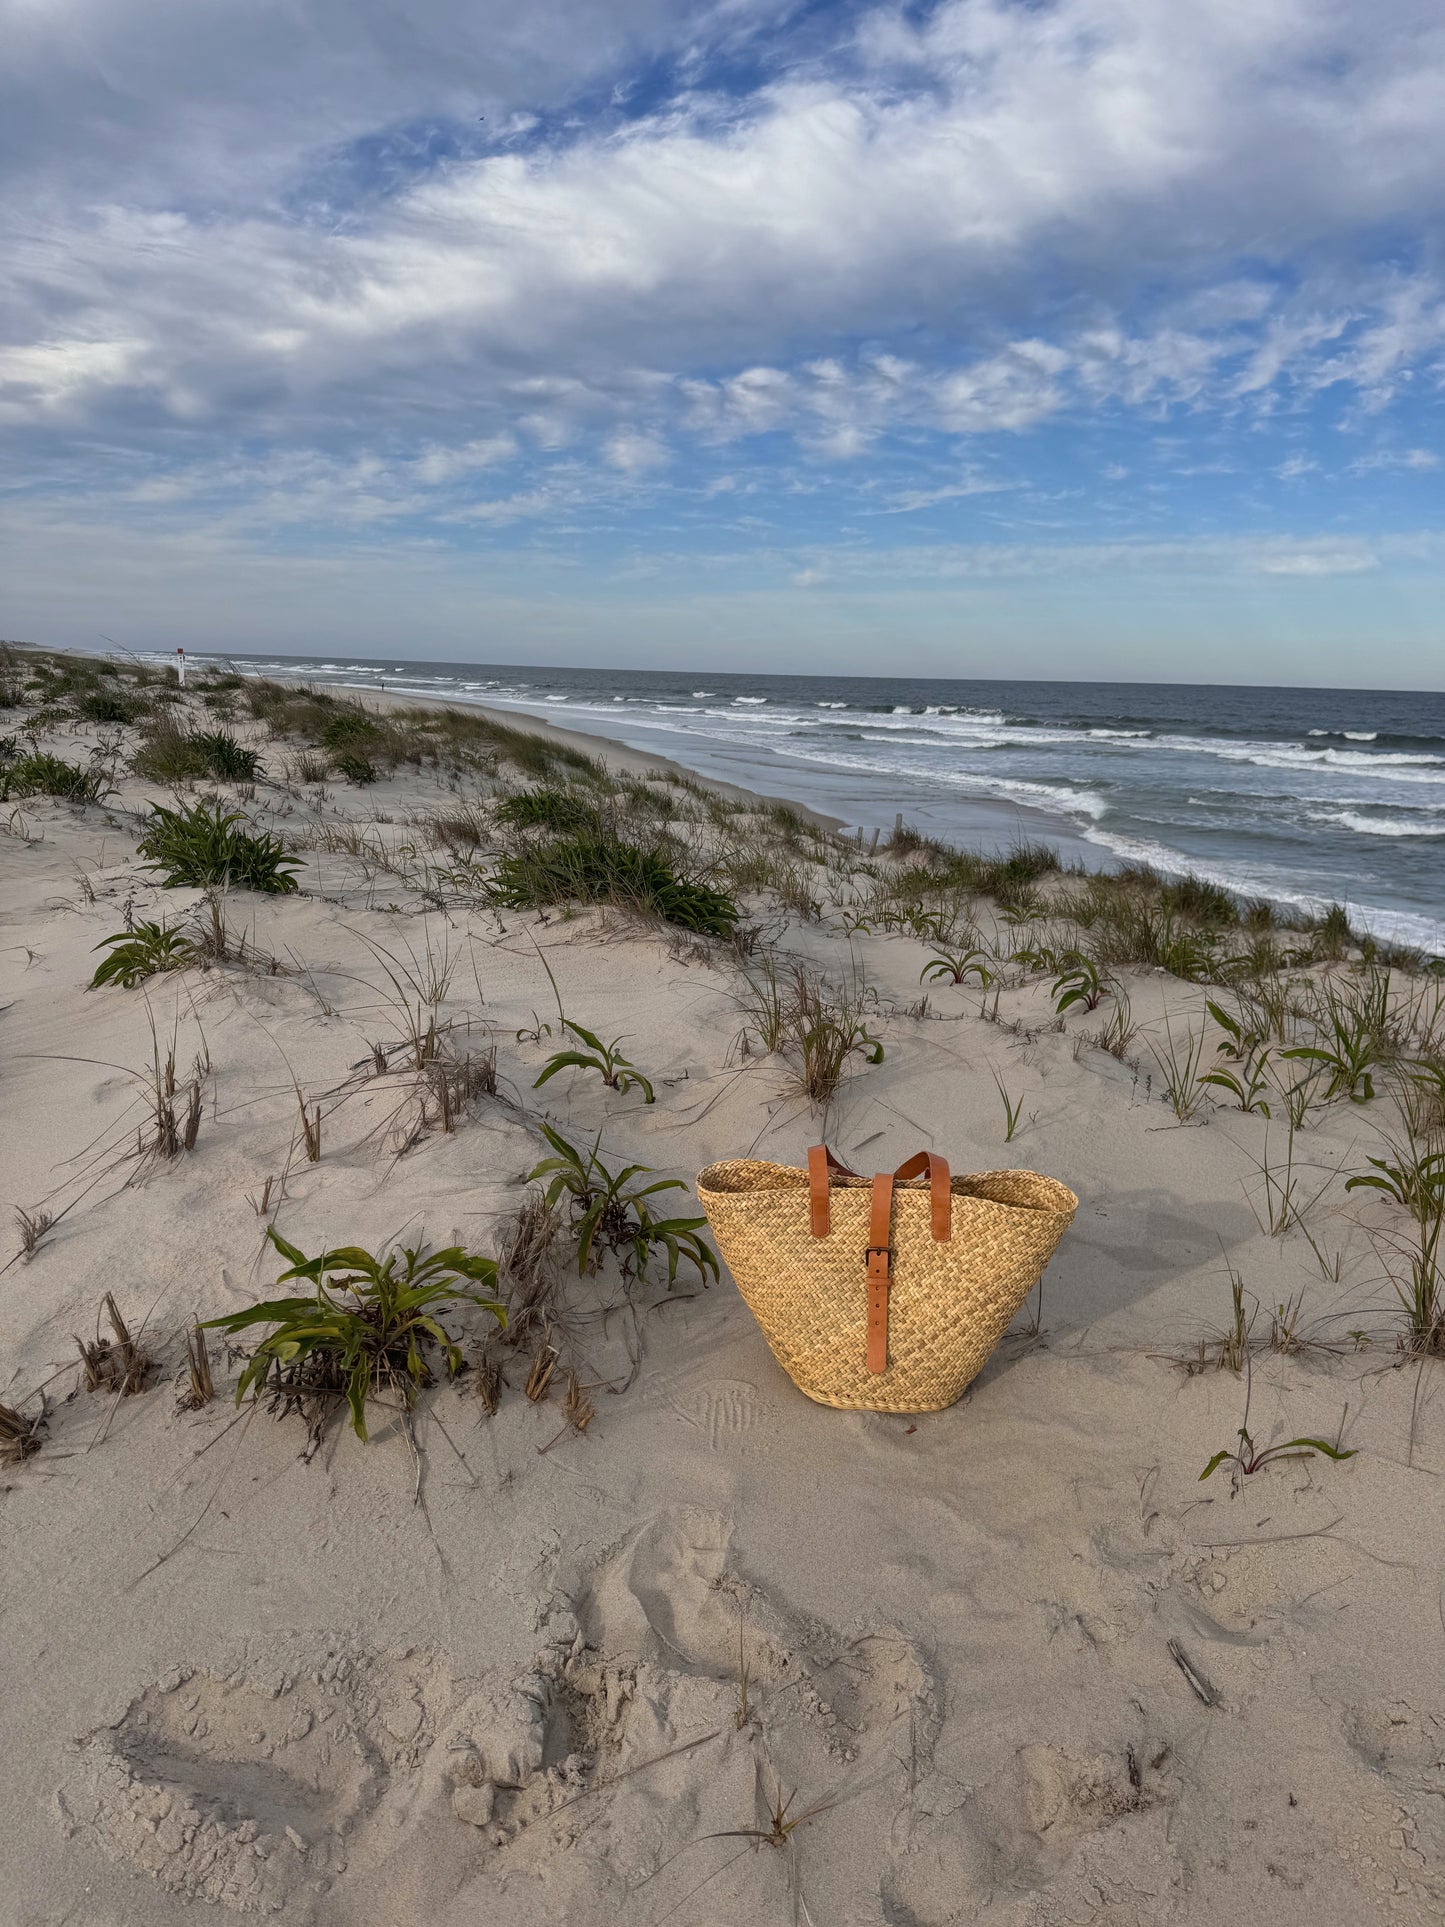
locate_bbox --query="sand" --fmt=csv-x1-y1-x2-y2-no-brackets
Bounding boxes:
2,679,1443,1927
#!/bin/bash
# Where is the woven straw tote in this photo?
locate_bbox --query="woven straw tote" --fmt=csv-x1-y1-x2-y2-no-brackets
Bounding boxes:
696,1146,1077,1412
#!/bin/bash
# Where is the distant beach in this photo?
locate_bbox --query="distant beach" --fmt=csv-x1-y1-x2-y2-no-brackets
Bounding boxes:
170,652,1445,952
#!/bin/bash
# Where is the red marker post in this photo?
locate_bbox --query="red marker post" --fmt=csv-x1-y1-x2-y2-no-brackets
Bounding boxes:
177,647,186,688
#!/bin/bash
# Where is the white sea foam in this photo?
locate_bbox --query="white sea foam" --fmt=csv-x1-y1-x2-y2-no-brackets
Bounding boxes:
1307,809,1445,838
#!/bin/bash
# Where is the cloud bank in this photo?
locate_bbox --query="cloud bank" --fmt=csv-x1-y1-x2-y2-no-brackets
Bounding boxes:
1,0,1442,675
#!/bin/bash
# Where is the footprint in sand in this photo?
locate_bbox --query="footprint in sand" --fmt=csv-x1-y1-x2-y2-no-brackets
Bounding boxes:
661,1378,779,1455
433,1507,940,1925
57,1650,444,1917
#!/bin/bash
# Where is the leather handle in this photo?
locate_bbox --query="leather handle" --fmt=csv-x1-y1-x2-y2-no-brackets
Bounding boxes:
890,1151,952,1241
806,1144,858,1237
806,1146,951,1241
867,1173,893,1373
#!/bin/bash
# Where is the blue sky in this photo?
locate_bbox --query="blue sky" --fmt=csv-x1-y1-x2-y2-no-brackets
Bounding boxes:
2,0,1443,685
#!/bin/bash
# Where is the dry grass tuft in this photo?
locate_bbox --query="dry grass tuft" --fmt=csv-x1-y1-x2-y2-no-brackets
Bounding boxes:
0,1397,47,1464
176,1323,216,1411
75,1292,153,1396
562,1369,595,1434
524,1330,560,1403
15,1206,53,1260
295,1086,322,1162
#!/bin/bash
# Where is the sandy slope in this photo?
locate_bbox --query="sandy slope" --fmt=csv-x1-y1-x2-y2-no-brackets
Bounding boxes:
1,706,1443,1927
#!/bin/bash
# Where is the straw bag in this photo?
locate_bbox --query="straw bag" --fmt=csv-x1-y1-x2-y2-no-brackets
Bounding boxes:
696,1146,1077,1412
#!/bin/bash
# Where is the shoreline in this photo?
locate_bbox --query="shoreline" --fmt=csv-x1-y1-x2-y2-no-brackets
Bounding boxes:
288,677,851,835
15,640,1445,951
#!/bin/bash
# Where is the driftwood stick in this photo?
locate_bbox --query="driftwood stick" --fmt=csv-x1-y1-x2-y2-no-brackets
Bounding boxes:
1167,1638,1220,1707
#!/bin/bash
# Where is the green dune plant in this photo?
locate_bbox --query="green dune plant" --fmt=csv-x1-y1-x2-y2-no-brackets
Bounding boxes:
535,1020,655,1102
496,787,599,833
203,1228,505,1442
0,749,112,804
1051,956,1108,1013
489,829,737,935
1281,970,1391,1104
528,943,655,1101
990,1064,1025,1142
527,1125,717,1286
133,715,262,783
1200,1425,1355,1485
1149,1010,1209,1121
784,962,884,1106
90,919,197,988
138,797,302,893
920,944,995,987
1200,1000,1274,1113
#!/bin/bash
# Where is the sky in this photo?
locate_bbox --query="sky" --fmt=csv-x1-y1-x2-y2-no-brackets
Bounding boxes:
2,0,1444,686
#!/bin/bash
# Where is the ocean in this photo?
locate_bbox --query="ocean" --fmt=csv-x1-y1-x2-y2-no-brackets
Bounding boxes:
174,652,1445,953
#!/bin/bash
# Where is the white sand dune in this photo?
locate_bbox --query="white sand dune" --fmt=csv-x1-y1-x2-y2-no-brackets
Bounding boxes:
2,671,1442,1925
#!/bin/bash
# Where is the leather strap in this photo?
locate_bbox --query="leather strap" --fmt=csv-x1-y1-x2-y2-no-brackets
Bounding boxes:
889,1151,952,1241
806,1145,953,1377
807,1144,858,1237
867,1173,893,1374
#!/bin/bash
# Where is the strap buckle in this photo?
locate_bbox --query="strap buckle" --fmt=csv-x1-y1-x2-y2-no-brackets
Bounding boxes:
865,1244,893,1266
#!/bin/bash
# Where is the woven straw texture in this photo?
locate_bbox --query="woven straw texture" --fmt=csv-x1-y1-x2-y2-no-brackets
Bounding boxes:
696,1159,1077,1413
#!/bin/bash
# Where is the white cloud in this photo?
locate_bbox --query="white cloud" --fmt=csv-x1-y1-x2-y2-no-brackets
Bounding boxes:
5,0,1445,462
1255,546,1379,576
1348,446,1441,473
412,435,517,485
604,426,669,472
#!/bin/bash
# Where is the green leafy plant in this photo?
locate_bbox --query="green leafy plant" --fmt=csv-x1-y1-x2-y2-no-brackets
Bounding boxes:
1051,956,1108,1013
535,1021,655,1102
138,797,302,893
785,962,884,1106
1281,1038,1377,1104
528,943,655,1100
0,750,111,804
1201,1040,1273,1115
497,787,599,833
90,919,197,988
1202,993,1277,1113
1345,1142,1445,1224
1281,969,1390,1104
132,718,261,783
190,729,263,782
1149,1009,1209,1121
316,709,378,751
489,831,737,935
1200,1426,1355,1484
527,1124,717,1286
1204,997,1269,1063
203,1227,504,1442
332,750,377,784
990,1063,1025,1142
920,945,995,987
77,688,141,725
1379,1211,1444,1356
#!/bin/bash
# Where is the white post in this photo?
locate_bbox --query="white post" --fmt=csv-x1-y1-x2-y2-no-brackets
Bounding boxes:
176,648,186,687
